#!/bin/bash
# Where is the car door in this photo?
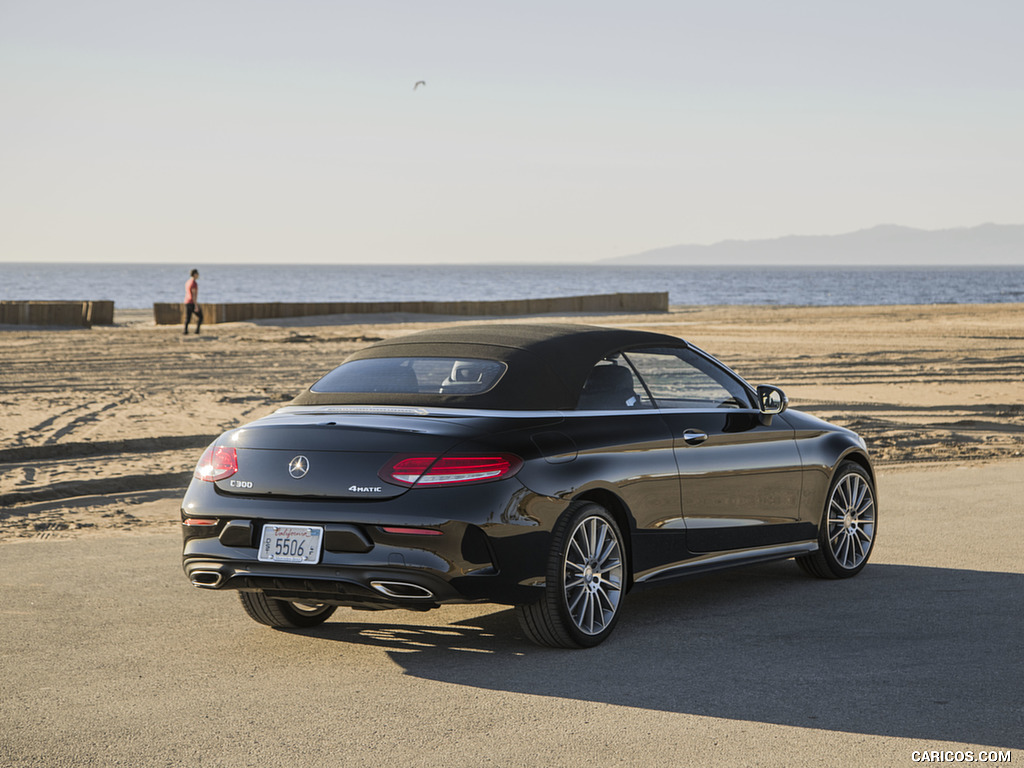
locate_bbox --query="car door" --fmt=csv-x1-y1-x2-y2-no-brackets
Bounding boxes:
623,346,807,553
549,355,687,578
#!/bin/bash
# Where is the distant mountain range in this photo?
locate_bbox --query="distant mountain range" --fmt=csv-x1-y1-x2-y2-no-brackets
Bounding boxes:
605,224,1024,266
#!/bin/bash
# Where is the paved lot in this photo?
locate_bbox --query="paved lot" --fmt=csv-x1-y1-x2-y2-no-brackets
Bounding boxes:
2,461,1021,767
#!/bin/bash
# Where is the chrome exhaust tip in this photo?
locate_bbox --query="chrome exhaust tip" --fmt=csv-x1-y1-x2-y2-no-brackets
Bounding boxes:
190,570,224,589
369,580,434,599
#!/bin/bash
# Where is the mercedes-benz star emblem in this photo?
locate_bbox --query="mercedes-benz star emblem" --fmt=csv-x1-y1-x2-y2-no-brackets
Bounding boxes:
288,455,310,479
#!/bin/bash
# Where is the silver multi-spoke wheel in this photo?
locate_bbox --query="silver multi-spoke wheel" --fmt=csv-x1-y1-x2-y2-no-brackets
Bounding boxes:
797,461,877,579
515,502,629,648
563,515,624,636
826,471,875,570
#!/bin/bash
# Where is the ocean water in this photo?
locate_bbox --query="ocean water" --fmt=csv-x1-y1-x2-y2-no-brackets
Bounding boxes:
5,263,1024,310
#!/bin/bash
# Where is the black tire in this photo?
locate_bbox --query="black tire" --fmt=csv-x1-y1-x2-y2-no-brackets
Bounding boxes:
797,460,877,579
515,502,627,649
238,592,337,628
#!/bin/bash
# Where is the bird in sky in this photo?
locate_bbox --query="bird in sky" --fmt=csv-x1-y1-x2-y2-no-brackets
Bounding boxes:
413,81,426,90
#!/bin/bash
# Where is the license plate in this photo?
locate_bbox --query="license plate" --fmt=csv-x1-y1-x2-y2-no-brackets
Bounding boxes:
258,525,323,564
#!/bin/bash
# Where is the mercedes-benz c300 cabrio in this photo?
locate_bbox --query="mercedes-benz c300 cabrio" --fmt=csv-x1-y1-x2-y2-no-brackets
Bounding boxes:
181,324,876,648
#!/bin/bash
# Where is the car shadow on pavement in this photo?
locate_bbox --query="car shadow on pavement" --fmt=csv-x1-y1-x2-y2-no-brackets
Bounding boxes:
300,561,1023,749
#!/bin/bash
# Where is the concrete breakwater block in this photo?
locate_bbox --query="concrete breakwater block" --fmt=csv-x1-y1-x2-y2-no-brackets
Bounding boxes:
1,301,114,327
152,292,669,325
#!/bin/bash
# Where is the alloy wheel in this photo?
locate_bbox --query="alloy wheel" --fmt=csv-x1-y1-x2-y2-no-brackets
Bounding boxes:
562,515,624,635
826,472,875,570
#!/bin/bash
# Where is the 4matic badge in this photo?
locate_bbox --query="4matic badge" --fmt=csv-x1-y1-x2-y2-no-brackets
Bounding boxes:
349,485,383,493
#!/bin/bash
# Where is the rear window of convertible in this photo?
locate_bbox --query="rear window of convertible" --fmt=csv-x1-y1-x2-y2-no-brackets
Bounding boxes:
310,357,508,396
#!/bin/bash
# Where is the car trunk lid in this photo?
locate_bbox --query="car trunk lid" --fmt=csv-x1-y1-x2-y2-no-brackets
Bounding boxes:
212,410,476,500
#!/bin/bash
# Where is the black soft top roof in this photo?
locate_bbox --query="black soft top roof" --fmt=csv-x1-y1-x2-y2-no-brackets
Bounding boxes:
290,323,689,410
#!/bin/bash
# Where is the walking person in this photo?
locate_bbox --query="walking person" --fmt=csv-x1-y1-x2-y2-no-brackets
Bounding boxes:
184,269,203,334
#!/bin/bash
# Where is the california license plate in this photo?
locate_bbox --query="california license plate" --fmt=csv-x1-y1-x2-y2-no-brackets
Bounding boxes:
258,525,323,564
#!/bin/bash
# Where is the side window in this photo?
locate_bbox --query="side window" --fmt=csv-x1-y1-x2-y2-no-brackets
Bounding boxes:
623,348,753,409
577,354,653,410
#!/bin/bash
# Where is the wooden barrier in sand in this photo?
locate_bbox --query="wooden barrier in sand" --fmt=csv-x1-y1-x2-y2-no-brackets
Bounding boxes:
0,301,114,327
152,292,669,325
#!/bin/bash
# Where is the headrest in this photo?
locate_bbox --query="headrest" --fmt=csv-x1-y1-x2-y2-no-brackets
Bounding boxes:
583,365,633,393
450,361,485,382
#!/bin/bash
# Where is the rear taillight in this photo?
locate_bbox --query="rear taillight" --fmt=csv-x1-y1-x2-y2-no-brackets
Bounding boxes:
194,446,238,482
379,454,523,488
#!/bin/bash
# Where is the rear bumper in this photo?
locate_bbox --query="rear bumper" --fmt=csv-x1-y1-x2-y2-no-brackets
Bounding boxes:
180,477,561,607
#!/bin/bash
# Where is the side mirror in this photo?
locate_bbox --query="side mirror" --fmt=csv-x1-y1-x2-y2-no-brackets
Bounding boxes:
756,385,788,425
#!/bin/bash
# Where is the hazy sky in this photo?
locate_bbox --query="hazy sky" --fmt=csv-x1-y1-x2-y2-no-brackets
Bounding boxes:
2,1,1022,264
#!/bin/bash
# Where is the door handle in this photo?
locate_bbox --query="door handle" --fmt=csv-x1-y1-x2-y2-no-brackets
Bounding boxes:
682,429,708,446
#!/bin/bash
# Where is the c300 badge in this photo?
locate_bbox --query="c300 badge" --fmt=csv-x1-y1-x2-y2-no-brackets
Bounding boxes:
288,455,310,479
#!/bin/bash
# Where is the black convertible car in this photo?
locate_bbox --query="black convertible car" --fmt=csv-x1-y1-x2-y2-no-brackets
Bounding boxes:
182,324,876,648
